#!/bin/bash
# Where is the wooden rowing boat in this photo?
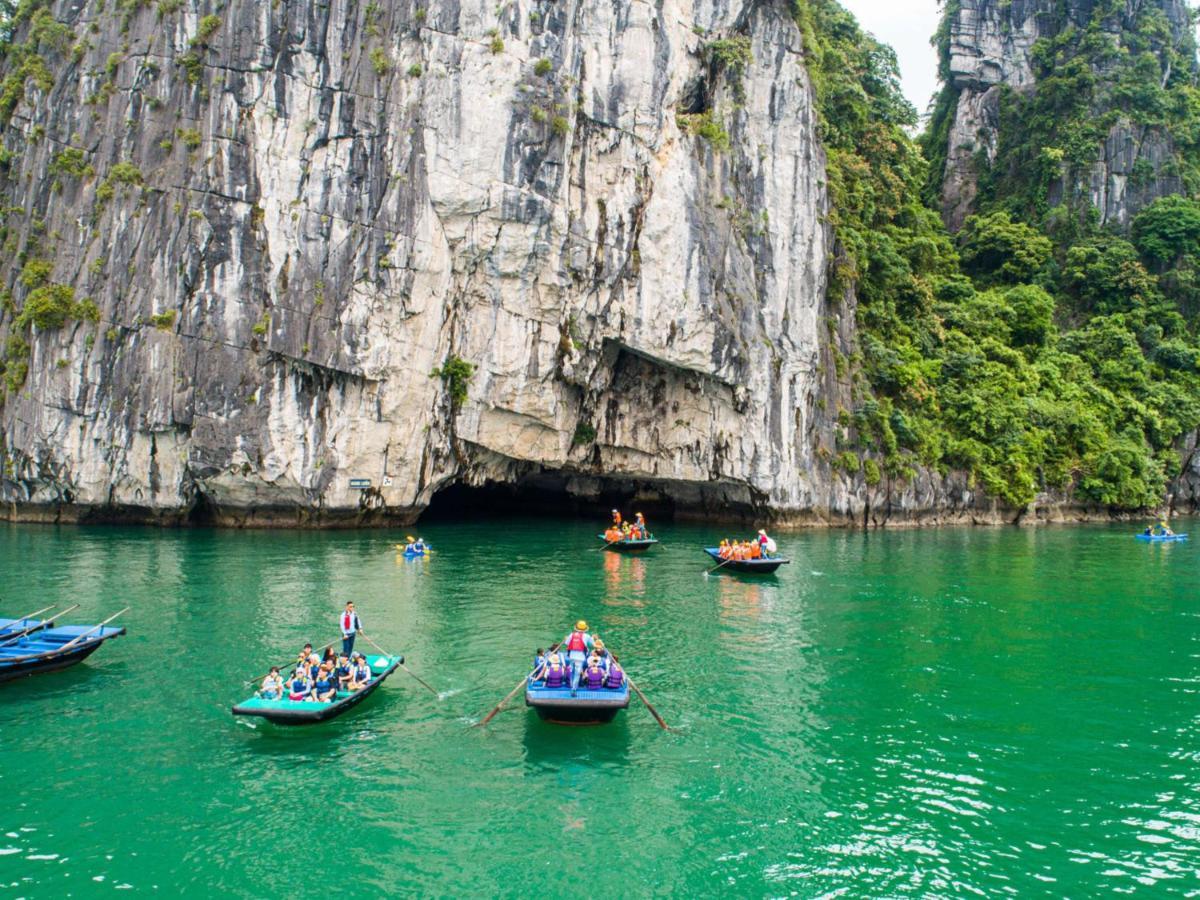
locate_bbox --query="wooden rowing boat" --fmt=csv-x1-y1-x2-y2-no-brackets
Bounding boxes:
703,547,790,574
231,654,400,725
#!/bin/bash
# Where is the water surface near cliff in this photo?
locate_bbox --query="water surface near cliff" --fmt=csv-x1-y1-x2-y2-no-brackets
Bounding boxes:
1,520,1198,895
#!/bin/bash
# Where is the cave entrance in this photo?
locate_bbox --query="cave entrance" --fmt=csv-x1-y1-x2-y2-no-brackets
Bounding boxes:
418,471,680,524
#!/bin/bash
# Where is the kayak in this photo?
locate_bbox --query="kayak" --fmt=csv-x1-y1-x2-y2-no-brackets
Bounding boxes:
703,548,790,574
1135,533,1188,543
231,654,400,725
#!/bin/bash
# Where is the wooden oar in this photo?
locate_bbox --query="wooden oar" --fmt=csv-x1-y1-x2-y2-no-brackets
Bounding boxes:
607,649,670,731
704,555,736,576
242,637,339,687
474,641,562,727
0,604,75,646
1,607,129,663
360,632,438,697
6,603,58,626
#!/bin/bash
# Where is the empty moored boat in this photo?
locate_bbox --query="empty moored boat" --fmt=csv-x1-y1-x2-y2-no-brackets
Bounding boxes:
231,654,401,725
703,547,790,574
0,621,127,683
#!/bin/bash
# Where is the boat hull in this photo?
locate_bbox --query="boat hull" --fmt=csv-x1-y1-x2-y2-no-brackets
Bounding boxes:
232,656,399,725
703,548,789,574
525,684,630,725
1134,533,1188,543
597,535,658,553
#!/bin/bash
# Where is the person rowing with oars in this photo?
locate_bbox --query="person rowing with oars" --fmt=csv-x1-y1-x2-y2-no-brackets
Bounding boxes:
561,619,594,694
339,602,364,656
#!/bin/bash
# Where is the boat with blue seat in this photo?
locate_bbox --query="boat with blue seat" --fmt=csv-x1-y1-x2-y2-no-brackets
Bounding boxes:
1135,532,1188,543
525,652,630,724
232,654,401,725
0,610,128,683
703,547,790,574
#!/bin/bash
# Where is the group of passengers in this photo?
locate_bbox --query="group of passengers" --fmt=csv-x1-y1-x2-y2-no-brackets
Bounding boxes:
257,642,376,703
530,620,625,694
603,510,650,543
717,530,778,560
1144,520,1176,537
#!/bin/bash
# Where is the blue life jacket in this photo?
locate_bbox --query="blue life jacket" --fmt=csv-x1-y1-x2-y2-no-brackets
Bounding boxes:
314,677,334,694
291,677,309,694
354,664,370,683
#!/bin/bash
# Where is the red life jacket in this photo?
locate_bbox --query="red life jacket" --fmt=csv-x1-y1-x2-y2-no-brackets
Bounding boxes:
566,631,586,652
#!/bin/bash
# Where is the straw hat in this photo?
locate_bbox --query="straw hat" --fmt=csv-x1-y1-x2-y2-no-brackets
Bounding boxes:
575,619,588,631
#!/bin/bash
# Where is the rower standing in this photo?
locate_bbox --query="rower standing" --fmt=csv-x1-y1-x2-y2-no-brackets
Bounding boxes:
340,601,363,656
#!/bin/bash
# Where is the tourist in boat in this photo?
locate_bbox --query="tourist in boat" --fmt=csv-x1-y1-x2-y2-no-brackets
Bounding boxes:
611,509,622,528
288,667,312,701
562,620,594,691
259,666,284,700
533,648,546,671
542,653,568,689
313,664,338,702
583,657,606,691
632,512,648,539
335,653,353,691
349,653,372,691
591,638,610,672
757,529,777,557
605,659,624,690
1158,520,1175,536
340,601,363,656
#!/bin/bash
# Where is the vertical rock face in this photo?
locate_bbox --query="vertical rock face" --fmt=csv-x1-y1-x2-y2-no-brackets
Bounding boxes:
0,0,845,525
939,0,1193,231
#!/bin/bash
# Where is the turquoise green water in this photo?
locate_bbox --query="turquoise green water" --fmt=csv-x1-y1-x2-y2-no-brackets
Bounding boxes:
2,519,1200,896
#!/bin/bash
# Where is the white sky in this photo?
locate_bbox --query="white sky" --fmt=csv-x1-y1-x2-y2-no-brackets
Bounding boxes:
839,0,943,115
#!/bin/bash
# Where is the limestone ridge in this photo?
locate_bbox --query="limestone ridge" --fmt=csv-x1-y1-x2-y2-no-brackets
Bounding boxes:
0,0,854,526
935,0,1194,231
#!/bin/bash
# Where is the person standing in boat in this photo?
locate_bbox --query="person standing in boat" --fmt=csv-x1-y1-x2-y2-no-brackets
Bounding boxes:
562,620,594,692
633,512,648,539
757,530,777,558
340,602,363,656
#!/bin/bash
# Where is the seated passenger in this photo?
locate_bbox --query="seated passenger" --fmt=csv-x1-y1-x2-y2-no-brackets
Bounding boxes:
349,653,372,691
335,654,353,691
605,661,624,689
591,639,610,671
749,542,762,559
259,666,284,700
288,668,312,701
583,658,606,690
533,648,546,672
543,653,568,689
312,664,338,702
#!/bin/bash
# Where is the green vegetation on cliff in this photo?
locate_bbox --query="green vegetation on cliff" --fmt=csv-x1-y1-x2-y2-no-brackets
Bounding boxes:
800,0,1200,509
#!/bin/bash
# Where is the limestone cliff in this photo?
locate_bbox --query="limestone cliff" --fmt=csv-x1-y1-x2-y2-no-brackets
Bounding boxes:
935,0,1194,231
0,0,863,525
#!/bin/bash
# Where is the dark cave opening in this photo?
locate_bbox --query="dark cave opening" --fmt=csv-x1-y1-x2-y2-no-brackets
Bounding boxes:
418,471,682,524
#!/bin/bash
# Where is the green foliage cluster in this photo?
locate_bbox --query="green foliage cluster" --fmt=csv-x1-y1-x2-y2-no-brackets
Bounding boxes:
48,147,93,179
796,0,1200,510
929,0,1200,225
95,161,143,204
676,110,729,150
430,355,475,410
